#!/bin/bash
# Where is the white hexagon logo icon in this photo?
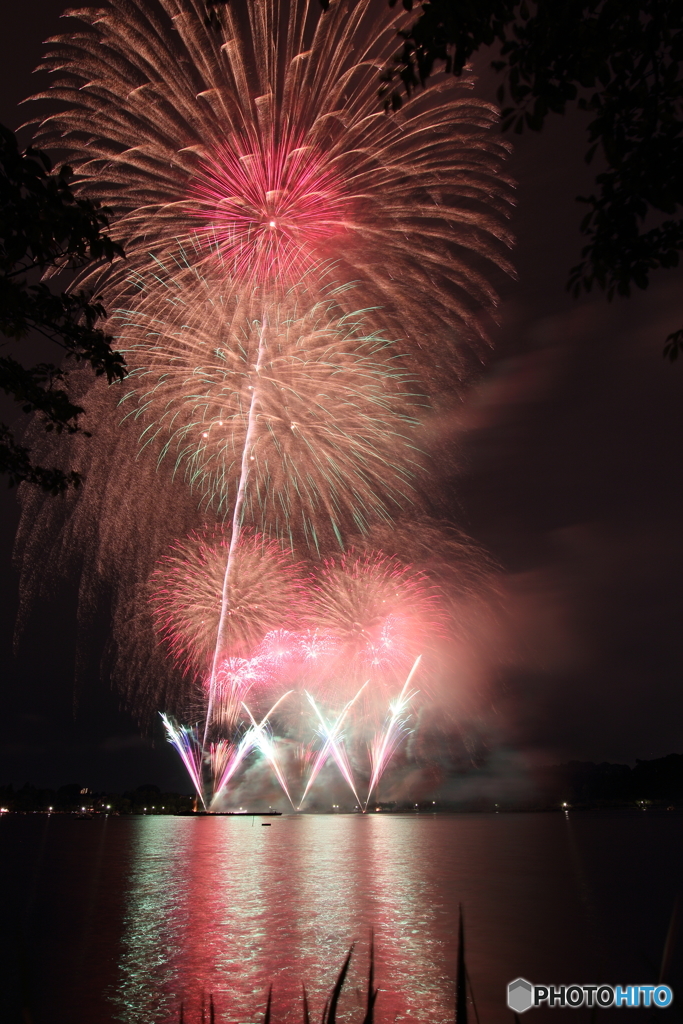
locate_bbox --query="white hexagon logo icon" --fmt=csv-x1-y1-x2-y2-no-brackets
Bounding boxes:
507,978,533,1013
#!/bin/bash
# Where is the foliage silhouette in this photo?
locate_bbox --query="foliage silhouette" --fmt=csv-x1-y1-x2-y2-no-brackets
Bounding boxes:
377,0,683,359
0,123,125,491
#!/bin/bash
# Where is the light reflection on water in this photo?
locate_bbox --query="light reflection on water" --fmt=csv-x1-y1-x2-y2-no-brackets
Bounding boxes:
3,810,683,1024
112,815,451,1024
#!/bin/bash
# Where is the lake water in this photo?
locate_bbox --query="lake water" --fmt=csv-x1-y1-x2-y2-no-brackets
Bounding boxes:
1,811,682,1024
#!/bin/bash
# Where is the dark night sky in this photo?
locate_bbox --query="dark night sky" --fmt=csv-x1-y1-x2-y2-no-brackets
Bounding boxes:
1,1,682,791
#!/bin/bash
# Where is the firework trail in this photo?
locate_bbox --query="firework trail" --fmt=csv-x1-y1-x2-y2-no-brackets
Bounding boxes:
30,0,513,378
160,713,206,807
151,527,307,677
13,0,513,800
119,264,425,735
208,738,234,791
155,533,306,737
242,701,295,809
211,729,254,799
151,525,307,727
203,309,267,738
212,691,293,802
299,684,367,809
364,655,421,809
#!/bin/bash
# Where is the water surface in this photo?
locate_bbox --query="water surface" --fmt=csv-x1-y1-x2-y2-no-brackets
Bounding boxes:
1,811,681,1024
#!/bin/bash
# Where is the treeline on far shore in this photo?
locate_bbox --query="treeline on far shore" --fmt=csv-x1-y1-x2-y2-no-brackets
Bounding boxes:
533,753,683,809
443,752,683,812
0,783,194,815
2,753,683,815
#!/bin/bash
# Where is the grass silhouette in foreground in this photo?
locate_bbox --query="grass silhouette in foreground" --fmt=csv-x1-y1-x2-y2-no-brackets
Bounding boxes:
176,896,681,1024
178,912,474,1024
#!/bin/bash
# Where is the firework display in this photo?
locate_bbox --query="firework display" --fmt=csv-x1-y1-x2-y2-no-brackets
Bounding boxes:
31,0,513,380
115,267,424,532
365,657,421,809
312,553,445,688
151,527,307,677
16,0,513,808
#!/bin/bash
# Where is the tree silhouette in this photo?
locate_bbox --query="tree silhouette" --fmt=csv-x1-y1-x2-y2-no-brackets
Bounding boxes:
0,123,125,491
379,0,683,358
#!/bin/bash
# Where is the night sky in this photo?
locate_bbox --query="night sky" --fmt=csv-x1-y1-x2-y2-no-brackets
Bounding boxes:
1,0,682,792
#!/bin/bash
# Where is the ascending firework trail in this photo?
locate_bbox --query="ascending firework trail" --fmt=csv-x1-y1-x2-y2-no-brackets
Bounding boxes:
115,267,423,532
125,271,425,741
202,315,267,744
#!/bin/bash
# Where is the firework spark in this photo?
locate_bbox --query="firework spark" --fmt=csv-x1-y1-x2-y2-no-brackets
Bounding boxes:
31,0,513,376
299,684,367,809
242,701,295,808
365,656,421,809
121,269,426,735
160,713,205,807
212,691,293,802
209,738,235,791
191,133,349,284
311,551,445,694
14,0,510,805
115,269,424,534
150,527,306,676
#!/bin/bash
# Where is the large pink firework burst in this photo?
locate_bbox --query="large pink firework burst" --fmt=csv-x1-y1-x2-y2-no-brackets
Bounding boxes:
150,526,309,680
30,0,514,375
311,550,447,696
191,131,349,284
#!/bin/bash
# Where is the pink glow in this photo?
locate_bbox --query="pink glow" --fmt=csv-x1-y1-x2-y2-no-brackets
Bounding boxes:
150,527,308,682
313,552,446,692
190,132,349,284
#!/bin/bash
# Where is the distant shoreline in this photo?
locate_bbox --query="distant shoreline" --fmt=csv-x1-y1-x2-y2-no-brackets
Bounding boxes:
2,751,683,815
